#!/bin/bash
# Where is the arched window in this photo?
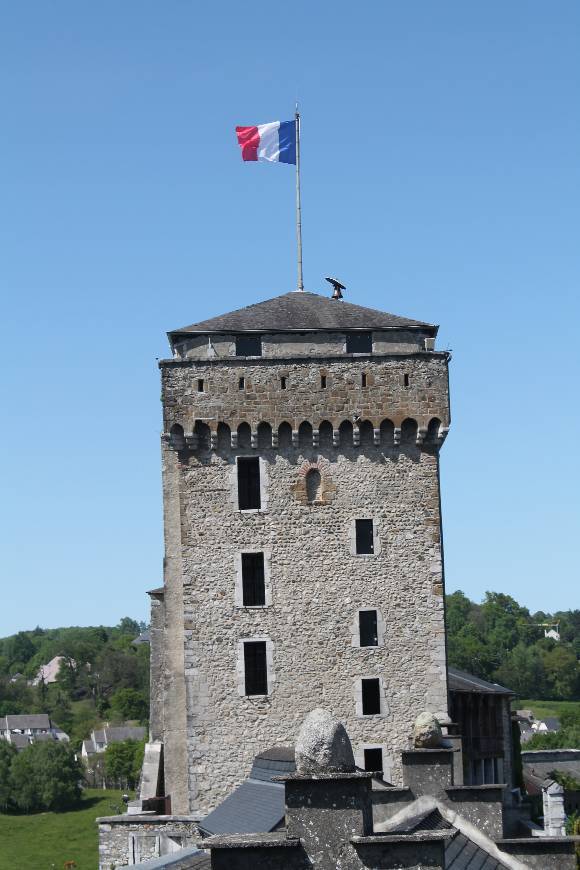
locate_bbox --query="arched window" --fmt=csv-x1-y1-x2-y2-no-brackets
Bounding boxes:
257,422,272,449
169,424,185,451
278,421,292,448
237,422,251,448
305,468,322,504
319,420,333,448
298,421,313,449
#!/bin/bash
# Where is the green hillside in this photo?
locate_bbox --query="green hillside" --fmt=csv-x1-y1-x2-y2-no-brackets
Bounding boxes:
0,789,125,870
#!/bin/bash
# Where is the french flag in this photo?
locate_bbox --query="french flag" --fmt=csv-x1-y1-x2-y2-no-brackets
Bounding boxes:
235,120,296,164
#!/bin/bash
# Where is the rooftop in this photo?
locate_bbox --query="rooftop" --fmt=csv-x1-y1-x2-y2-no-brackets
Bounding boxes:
447,667,514,696
169,290,436,338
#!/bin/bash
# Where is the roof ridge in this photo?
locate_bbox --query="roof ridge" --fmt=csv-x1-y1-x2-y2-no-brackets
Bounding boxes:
169,290,435,336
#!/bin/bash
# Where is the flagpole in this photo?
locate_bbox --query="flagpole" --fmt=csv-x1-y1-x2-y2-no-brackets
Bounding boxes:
295,104,304,291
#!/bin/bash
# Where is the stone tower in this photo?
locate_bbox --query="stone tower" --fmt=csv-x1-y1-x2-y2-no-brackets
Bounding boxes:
153,290,451,815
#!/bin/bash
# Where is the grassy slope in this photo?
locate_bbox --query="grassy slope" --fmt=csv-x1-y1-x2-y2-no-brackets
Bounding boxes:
517,699,580,720
0,789,125,870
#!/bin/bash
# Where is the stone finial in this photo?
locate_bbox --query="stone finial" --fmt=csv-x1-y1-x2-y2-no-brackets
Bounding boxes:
413,712,443,748
295,708,355,774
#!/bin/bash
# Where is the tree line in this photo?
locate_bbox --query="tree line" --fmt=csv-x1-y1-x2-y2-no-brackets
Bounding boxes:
0,617,149,748
446,591,580,701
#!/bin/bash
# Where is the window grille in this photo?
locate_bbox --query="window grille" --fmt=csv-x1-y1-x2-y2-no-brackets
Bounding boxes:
244,641,268,695
241,553,265,606
237,458,261,510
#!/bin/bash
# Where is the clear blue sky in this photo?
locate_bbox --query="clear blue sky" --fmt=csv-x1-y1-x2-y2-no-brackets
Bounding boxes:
1,2,579,635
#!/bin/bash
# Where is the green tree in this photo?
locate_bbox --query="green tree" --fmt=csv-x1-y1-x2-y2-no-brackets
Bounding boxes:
494,643,546,697
110,688,148,722
0,740,17,811
104,739,144,789
10,741,83,812
541,645,580,700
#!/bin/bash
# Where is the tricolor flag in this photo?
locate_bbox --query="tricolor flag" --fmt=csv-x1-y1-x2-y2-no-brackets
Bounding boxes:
235,120,296,164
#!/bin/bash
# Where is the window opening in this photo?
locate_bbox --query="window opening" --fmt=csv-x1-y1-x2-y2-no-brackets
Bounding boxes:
197,379,204,392
364,747,383,773
236,335,262,357
361,372,367,388
321,374,327,389
361,678,381,715
305,468,322,503
346,332,372,354
359,610,378,647
241,553,265,606
237,458,261,510
404,373,410,387
244,641,268,695
238,377,245,390
355,519,374,554
281,376,287,390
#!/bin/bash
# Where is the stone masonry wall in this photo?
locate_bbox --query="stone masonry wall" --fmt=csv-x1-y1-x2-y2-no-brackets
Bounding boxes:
161,353,450,435
160,351,450,814
97,816,201,870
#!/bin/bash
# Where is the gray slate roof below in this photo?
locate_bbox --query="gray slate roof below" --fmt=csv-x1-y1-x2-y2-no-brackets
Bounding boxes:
199,780,285,836
448,667,514,696
389,808,509,869
200,746,295,836
3,714,51,730
170,291,435,336
446,832,508,869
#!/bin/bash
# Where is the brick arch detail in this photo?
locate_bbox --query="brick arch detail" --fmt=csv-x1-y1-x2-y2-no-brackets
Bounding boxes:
291,458,337,506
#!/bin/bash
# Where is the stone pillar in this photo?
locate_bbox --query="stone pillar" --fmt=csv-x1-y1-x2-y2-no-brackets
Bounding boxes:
284,772,373,870
543,780,567,836
401,749,454,798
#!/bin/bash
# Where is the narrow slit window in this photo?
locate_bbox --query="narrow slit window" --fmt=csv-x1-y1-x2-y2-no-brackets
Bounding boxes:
237,458,261,510
346,332,372,354
197,379,204,392
241,553,265,606
361,678,381,715
238,377,245,390
355,519,374,554
361,372,367,388
364,747,383,773
236,335,262,357
404,373,410,387
244,641,268,695
359,610,378,647
281,376,287,390
321,374,327,389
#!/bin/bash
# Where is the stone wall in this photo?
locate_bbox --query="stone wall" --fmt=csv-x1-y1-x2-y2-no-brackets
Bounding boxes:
97,815,201,870
159,349,450,814
161,353,450,435
171,329,432,361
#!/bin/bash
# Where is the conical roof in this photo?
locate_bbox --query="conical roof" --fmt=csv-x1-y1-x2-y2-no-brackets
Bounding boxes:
169,291,436,336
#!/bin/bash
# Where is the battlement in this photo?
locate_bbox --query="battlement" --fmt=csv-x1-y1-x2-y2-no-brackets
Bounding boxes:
160,353,450,452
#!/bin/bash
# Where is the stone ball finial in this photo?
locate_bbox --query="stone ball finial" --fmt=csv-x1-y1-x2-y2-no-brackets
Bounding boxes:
413,712,443,748
295,708,355,774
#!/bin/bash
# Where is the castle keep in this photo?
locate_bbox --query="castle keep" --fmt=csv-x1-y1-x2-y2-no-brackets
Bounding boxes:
154,289,451,815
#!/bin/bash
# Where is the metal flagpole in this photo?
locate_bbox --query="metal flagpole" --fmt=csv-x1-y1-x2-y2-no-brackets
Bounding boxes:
295,104,304,291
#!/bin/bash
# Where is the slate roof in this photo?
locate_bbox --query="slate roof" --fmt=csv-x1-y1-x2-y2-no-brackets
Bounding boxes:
389,808,510,869
448,667,514,696
199,746,295,836
2,714,51,730
104,726,147,743
446,831,508,869
542,717,561,732
169,291,436,337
